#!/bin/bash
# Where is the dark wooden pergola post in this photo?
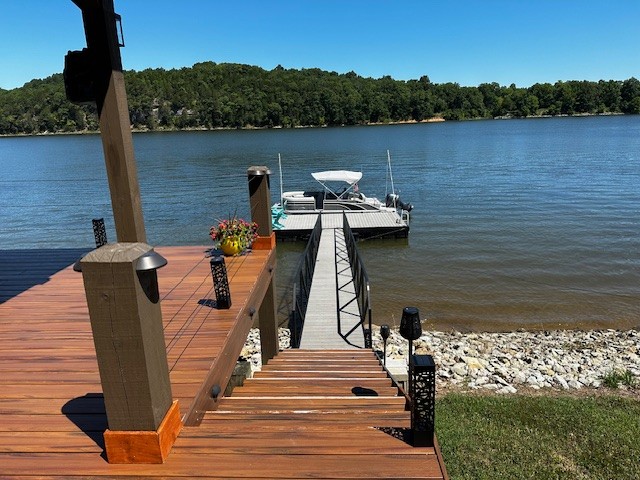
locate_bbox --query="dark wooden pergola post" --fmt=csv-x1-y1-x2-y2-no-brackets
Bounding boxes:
72,0,146,243
247,166,279,364
70,0,181,463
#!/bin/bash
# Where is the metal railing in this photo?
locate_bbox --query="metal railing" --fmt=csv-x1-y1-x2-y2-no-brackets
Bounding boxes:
289,215,323,347
342,214,373,348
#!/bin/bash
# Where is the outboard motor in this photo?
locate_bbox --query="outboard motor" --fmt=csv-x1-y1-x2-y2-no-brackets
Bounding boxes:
385,193,413,212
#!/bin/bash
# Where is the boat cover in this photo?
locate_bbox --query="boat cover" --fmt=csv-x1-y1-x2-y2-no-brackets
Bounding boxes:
311,170,362,185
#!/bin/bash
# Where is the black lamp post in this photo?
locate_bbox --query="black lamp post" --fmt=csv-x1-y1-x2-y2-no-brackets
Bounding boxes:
399,306,422,395
380,324,390,366
399,306,422,357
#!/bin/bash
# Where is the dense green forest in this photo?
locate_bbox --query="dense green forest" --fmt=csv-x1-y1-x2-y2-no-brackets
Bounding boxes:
1,61,639,135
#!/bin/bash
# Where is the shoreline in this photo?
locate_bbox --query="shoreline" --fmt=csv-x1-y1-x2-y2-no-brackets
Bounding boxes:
0,111,628,138
242,327,639,396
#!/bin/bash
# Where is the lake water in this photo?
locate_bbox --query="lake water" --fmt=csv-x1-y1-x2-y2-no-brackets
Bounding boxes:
1,116,639,331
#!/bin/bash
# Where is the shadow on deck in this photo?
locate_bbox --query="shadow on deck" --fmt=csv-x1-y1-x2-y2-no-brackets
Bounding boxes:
0,248,89,303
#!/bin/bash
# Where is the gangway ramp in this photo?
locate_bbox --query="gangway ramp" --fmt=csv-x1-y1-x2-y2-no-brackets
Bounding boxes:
298,215,365,349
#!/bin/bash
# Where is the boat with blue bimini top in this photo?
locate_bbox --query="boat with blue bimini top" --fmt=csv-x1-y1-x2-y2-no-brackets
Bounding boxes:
272,159,414,240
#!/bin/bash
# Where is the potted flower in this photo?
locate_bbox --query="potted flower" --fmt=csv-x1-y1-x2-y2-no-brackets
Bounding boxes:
209,216,258,256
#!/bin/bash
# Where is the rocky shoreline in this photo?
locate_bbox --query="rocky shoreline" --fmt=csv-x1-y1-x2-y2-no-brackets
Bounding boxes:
241,327,639,394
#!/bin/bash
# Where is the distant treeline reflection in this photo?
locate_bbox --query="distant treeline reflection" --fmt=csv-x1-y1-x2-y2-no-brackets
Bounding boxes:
1,61,639,135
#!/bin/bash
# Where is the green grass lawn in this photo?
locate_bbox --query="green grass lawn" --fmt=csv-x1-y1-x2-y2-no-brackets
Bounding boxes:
436,393,640,480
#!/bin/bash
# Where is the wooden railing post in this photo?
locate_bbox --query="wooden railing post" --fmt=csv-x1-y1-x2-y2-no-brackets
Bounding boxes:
247,166,274,247
247,166,278,363
80,243,182,463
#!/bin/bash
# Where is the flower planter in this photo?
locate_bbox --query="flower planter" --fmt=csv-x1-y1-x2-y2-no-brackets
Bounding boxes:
210,217,258,257
220,237,243,256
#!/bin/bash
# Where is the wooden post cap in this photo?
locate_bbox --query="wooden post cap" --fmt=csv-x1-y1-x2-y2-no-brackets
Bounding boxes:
247,166,271,176
81,242,152,265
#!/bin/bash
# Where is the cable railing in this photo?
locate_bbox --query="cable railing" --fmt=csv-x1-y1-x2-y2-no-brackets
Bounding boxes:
288,215,323,348
342,213,373,348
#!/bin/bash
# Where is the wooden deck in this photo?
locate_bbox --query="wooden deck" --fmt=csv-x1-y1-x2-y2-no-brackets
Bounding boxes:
275,211,410,240
0,246,447,479
0,245,275,428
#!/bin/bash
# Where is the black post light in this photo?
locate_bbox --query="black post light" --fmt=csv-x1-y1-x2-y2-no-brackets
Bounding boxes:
411,354,436,447
380,324,390,366
135,250,168,304
399,306,422,358
92,218,108,248
74,218,109,272
399,306,422,397
210,255,231,309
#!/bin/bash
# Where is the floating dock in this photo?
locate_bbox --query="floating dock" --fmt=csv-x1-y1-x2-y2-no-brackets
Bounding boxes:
274,211,409,240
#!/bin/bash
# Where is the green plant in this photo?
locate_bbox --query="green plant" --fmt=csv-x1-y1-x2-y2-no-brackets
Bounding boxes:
602,369,637,389
209,216,258,250
621,369,638,388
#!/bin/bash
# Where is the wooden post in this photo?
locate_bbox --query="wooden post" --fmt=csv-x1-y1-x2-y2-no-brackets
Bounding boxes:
247,166,278,362
258,276,279,364
69,1,180,463
81,243,181,463
73,0,146,243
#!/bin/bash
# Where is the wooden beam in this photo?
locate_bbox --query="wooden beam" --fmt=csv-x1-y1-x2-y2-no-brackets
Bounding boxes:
75,0,146,243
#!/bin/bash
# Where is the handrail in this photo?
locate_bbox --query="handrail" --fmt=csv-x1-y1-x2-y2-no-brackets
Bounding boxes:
289,215,322,347
342,213,373,348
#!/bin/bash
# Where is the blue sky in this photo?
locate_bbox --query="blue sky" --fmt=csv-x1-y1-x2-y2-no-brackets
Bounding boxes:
1,1,638,90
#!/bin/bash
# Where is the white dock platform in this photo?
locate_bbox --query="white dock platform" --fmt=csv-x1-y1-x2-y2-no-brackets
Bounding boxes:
275,211,409,240
298,222,364,350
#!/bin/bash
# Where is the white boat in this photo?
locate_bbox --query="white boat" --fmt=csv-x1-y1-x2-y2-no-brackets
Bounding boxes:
279,170,413,216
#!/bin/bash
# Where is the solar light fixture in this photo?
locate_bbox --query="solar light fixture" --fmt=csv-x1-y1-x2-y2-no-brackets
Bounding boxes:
380,324,390,366
410,354,436,447
92,218,107,248
136,251,168,271
399,306,422,356
399,306,422,400
210,255,231,309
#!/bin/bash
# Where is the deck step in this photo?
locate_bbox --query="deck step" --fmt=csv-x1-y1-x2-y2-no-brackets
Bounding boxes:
197,349,445,479
210,348,405,413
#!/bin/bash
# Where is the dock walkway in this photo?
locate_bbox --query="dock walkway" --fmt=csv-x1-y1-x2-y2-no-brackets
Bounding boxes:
299,222,363,349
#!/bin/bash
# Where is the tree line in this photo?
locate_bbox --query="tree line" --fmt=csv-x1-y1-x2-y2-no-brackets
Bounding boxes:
1,61,639,135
